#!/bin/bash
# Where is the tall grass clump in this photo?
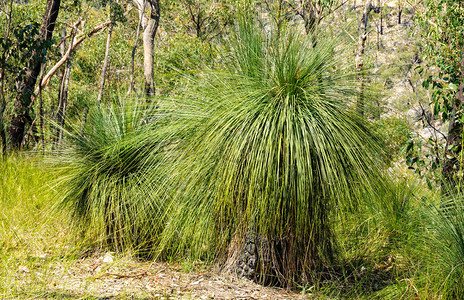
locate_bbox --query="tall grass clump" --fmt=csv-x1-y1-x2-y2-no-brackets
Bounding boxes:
155,17,387,286
423,192,464,299
53,100,168,254
336,178,427,298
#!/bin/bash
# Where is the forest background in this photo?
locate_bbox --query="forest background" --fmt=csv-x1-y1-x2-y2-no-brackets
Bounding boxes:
1,0,464,298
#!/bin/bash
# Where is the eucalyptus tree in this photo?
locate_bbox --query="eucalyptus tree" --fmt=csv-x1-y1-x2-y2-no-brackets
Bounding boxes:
179,0,234,41
133,0,160,97
287,0,344,34
9,0,60,149
417,0,464,185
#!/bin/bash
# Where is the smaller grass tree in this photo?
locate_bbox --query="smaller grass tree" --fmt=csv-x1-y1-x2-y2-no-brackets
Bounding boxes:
424,193,464,299
54,101,169,253
155,17,387,286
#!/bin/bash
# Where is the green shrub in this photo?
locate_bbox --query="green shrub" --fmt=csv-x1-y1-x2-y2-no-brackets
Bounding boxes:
153,17,387,287
374,116,413,155
423,194,464,299
54,100,167,253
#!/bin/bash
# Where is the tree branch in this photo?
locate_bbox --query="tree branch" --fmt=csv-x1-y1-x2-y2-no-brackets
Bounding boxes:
408,79,447,141
32,20,112,99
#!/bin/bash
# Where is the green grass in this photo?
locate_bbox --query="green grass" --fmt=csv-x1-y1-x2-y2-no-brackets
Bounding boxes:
0,154,77,297
420,193,464,299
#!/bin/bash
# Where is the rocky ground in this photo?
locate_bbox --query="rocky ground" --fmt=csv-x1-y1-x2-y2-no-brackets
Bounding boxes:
10,252,316,299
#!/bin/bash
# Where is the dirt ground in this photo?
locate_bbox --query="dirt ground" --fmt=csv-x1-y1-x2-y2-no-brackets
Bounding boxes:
11,253,316,299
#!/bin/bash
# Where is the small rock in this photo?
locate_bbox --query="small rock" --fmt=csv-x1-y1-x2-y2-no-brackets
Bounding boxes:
191,278,204,285
18,266,30,273
102,253,114,264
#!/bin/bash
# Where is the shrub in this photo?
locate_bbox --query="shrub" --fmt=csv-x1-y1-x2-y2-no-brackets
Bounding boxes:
154,17,387,286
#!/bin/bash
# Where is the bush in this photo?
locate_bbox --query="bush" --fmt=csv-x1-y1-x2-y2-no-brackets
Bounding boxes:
54,100,167,253
153,17,387,286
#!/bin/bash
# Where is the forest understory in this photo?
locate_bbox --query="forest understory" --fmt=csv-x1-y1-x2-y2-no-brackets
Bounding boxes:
2,0,464,298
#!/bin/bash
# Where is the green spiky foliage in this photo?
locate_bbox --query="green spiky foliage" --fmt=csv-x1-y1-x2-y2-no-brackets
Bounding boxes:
424,194,464,299
155,18,387,286
54,101,168,253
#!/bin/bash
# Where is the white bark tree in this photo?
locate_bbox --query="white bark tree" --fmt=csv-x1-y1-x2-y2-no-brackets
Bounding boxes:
133,0,160,98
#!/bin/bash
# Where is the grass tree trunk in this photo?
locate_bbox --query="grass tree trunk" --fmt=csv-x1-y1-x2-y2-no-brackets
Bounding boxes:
142,0,159,98
9,0,60,149
98,22,114,104
355,0,372,117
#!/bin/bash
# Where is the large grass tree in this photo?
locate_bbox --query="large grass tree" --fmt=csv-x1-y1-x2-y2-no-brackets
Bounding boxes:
154,17,386,286
56,15,386,287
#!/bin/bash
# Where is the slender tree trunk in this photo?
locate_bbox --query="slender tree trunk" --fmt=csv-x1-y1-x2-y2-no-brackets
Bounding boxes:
380,8,383,34
0,0,13,157
52,27,66,145
142,0,160,98
56,57,71,143
355,0,372,117
56,31,75,144
0,84,6,157
128,0,145,95
0,83,6,157
398,4,402,24
98,22,114,104
443,49,464,185
9,0,60,149
38,72,44,151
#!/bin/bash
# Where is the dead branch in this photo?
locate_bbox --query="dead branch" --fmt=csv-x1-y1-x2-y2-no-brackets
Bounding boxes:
32,20,112,99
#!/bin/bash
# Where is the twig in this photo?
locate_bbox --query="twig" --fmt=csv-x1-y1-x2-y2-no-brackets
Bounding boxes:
408,79,447,140
92,270,150,280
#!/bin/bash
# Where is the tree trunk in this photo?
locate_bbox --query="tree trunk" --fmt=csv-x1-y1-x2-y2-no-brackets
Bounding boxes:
0,0,13,157
38,72,44,150
398,5,402,24
142,0,160,98
128,0,145,95
9,0,60,149
35,20,111,96
380,8,383,34
52,27,66,146
98,22,114,104
55,31,75,144
0,84,6,157
355,0,372,117
443,49,464,186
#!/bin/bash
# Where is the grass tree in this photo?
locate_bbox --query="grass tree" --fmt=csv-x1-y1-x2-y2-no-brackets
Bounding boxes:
155,17,386,286
54,15,386,287
424,194,464,299
54,101,169,253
